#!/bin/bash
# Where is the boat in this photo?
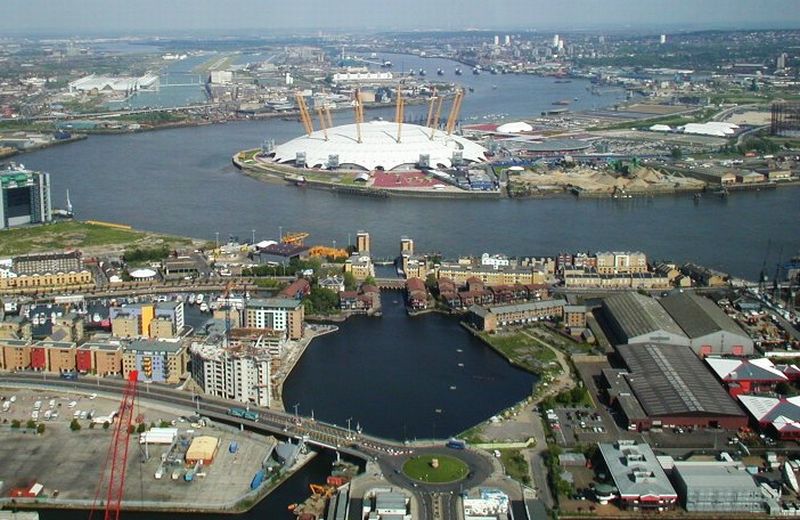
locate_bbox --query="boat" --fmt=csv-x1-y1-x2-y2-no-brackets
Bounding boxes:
553,99,572,106
195,293,204,304
92,313,102,323
436,68,444,76
200,302,209,313
468,86,475,93
381,60,392,68
490,67,499,75
188,294,196,305
492,84,497,90
419,69,426,77
472,67,481,75
32,315,40,326
455,67,463,75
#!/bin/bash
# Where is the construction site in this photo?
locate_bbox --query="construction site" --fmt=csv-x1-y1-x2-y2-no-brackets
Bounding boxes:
234,86,501,197
0,381,277,514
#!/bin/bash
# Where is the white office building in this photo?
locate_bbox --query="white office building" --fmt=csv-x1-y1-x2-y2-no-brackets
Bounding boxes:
190,341,270,408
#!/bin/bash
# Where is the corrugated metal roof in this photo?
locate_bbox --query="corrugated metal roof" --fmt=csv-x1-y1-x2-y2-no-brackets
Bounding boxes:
617,343,745,418
660,292,749,339
603,292,686,340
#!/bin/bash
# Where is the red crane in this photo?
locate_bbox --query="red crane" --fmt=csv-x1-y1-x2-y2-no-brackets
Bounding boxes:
90,370,140,520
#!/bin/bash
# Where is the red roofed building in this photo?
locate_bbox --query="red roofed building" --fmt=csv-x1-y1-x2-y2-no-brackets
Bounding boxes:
706,357,789,397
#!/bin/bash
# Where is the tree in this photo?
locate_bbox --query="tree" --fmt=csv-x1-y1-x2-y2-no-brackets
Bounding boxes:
776,381,792,395
670,147,682,160
10,419,20,429
363,275,376,286
26,419,37,430
303,286,339,315
128,425,136,434
36,423,45,434
70,419,81,431
137,423,147,434
343,271,357,291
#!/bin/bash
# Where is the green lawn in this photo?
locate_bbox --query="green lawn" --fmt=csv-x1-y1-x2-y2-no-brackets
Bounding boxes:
479,331,556,373
402,454,469,484
0,221,193,256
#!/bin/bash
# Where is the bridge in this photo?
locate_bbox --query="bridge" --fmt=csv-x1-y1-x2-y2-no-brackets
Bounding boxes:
0,374,501,520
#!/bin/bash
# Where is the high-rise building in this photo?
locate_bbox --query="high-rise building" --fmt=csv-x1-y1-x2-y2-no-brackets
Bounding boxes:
552,34,559,47
504,34,511,46
493,35,500,46
777,52,788,71
356,230,370,253
190,341,271,408
0,165,51,230
660,34,667,44
244,298,304,340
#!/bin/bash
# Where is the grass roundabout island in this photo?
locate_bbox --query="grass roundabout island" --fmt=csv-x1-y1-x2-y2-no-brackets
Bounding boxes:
402,454,470,484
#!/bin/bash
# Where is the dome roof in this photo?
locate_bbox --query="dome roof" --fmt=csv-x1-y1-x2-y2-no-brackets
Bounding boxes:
129,268,157,279
268,120,487,171
497,121,533,133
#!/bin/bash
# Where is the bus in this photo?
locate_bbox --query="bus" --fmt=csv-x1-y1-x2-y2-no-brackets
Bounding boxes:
228,407,259,422
446,438,466,450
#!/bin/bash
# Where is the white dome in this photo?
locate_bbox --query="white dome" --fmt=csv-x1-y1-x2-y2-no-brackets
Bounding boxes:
497,121,533,133
130,268,157,279
268,120,487,171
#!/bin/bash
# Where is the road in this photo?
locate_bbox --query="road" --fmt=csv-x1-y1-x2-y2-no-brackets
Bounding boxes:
0,373,504,520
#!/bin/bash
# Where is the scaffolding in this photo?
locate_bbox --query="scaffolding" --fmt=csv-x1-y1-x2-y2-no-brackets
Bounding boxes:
771,101,800,136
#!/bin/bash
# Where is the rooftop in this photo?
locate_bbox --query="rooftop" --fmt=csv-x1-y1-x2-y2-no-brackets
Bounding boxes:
673,462,759,491
598,440,677,499
616,343,745,418
660,292,749,339
603,292,686,341
247,298,303,310
126,339,185,354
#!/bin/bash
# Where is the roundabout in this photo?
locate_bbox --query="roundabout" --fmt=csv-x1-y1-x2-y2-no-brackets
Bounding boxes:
402,454,470,484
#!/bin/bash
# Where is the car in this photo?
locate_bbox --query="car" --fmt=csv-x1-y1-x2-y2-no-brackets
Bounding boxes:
89,393,97,400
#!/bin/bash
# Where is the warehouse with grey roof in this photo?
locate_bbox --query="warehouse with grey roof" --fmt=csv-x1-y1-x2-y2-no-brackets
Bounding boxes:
660,292,753,356
612,343,747,430
601,292,689,346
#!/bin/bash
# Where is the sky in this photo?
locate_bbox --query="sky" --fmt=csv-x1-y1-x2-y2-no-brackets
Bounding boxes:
2,0,800,34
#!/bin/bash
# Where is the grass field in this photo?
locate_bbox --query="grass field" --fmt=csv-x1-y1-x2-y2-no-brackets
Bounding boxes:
402,454,469,484
0,221,194,256
479,330,557,373
498,449,531,485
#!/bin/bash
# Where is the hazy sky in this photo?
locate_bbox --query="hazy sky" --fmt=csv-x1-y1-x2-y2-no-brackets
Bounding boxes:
3,0,800,34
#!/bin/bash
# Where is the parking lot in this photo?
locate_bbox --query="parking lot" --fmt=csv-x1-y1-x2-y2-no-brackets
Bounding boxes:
0,387,274,510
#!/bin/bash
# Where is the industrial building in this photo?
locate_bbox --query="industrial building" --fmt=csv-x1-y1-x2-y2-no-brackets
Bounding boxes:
185,436,219,465
596,440,677,512
612,343,747,430
738,395,800,440
68,73,159,93
660,292,753,356
122,339,186,384
0,165,51,229
244,298,304,340
263,120,487,172
705,357,789,396
462,488,509,520
601,292,689,346
672,462,764,513
190,340,271,408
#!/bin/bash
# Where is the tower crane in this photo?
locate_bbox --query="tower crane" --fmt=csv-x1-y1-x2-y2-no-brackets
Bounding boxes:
89,370,141,520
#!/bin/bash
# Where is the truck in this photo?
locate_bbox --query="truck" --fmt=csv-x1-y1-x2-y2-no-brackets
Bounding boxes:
228,407,259,422
446,438,466,450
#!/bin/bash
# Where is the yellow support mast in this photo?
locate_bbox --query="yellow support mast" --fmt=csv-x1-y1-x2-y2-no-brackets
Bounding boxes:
395,85,405,143
425,87,438,130
324,105,333,129
430,94,444,140
294,92,314,136
445,89,464,135
316,105,328,141
354,88,364,144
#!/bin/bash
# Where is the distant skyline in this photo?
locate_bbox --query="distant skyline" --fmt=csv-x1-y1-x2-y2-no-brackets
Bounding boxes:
3,0,800,34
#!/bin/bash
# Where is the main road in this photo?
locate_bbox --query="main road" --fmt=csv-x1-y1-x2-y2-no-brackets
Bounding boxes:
0,373,501,520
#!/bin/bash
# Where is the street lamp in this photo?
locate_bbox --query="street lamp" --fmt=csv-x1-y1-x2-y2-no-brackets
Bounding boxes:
251,229,256,245
346,417,352,438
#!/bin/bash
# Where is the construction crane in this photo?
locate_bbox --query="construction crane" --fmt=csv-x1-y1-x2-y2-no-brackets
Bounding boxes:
281,232,309,246
309,245,349,260
445,88,464,135
89,370,140,520
395,85,405,143
353,88,364,144
430,93,444,140
294,92,314,136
